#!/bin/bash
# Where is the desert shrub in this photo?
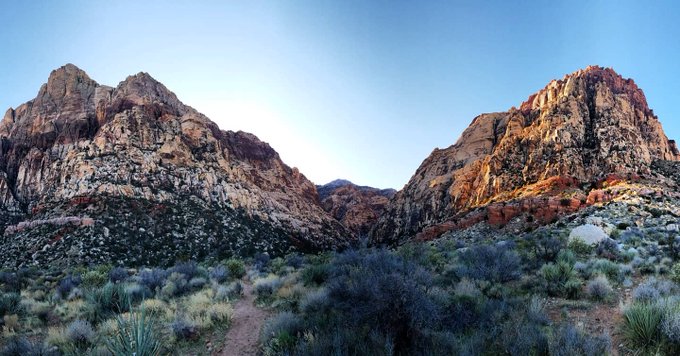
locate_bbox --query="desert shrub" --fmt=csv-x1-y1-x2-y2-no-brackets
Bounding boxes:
57,274,82,298
291,326,395,356
207,303,232,324
519,231,566,266
109,267,129,283
573,261,589,278
621,302,663,352
171,261,203,280
170,317,198,341
209,265,229,284
65,319,95,350
661,301,680,344
322,249,439,354
586,275,613,301
260,312,304,355
140,299,170,320
568,238,594,256
107,308,162,356
526,296,549,325
454,278,482,299
24,299,51,323
541,261,581,298
0,336,53,356
254,276,283,301
590,259,623,283
670,263,680,285
160,272,189,298
397,242,446,270
0,292,23,317
188,277,207,290
0,271,21,293
0,336,29,355
633,284,661,304
124,283,153,304
138,268,168,292
268,258,287,275
225,259,246,279
81,270,107,289
254,253,271,271
549,324,611,355
455,244,522,283
633,278,677,303
301,263,331,286
285,253,305,269
557,249,577,266
596,238,620,260
84,282,129,323
4,314,20,331
499,316,549,356
215,281,242,301
46,326,69,350
299,288,330,316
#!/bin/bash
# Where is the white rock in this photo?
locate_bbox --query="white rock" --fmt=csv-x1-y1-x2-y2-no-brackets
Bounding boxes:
569,224,609,245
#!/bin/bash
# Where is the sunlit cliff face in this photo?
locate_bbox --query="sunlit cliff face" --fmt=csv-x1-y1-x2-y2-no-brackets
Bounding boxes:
371,66,680,243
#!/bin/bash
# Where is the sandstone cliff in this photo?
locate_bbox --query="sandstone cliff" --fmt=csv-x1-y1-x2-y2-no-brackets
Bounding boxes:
317,179,395,237
0,64,351,267
372,66,680,244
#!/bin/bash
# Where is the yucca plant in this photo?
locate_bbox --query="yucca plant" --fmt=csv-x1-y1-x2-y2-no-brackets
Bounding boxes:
621,303,663,352
107,307,162,356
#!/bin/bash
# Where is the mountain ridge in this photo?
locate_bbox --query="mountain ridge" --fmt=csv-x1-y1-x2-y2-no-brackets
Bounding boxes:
0,64,352,267
316,179,395,236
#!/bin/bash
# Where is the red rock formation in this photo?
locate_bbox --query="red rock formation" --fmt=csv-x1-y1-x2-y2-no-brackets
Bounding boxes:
317,179,396,236
373,66,680,244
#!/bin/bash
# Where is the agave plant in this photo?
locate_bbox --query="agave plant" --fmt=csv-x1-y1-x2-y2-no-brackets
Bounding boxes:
107,307,162,356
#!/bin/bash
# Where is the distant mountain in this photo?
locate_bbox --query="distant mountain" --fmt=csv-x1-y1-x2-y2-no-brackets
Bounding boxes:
0,64,351,267
372,66,680,244
317,179,395,237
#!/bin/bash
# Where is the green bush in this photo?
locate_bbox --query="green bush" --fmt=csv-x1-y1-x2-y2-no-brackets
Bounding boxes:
0,292,23,317
541,261,581,298
568,239,594,256
226,259,246,279
301,264,331,286
84,282,130,323
670,263,680,284
592,259,622,282
621,303,663,352
81,270,108,289
107,308,162,356
557,249,577,266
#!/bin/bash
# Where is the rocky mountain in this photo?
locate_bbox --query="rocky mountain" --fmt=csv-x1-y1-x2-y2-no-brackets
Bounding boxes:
372,66,680,244
0,64,351,267
317,179,395,236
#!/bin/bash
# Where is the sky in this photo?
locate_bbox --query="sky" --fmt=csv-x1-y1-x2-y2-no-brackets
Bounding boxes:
1,1,680,190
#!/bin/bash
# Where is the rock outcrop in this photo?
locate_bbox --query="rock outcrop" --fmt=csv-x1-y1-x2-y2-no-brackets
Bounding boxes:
0,64,351,267
372,66,680,244
317,179,395,237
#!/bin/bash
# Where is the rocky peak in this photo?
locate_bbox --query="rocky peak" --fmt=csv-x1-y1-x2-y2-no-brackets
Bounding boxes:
317,179,396,236
372,66,680,244
519,65,652,117
0,64,351,267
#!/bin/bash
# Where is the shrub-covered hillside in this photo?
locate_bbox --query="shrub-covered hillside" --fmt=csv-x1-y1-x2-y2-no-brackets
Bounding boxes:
5,197,680,355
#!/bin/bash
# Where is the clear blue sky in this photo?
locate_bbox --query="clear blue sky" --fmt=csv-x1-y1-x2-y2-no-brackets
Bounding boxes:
1,1,680,189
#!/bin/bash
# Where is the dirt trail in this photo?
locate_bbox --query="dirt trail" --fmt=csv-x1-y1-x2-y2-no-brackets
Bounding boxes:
217,282,270,356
